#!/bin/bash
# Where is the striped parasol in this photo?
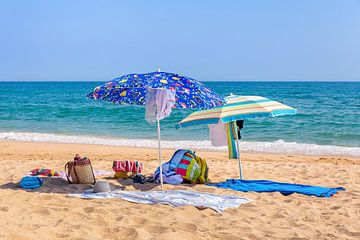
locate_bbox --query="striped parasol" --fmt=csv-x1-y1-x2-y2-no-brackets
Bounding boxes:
176,95,297,128
176,95,297,179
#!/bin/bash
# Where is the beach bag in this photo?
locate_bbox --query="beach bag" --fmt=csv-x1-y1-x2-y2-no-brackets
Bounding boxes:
195,155,209,184
65,161,78,183
113,160,143,179
154,149,209,184
168,149,209,184
65,155,96,184
175,152,201,183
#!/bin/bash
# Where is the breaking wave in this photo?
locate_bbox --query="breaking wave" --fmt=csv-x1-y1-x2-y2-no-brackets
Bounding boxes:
0,132,359,157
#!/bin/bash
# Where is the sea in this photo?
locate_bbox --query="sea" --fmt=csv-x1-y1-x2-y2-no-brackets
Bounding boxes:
0,81,359,157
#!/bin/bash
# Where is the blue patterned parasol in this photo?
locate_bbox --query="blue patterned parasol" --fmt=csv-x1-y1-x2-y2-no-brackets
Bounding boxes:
87,71,225,109
87,71,225,189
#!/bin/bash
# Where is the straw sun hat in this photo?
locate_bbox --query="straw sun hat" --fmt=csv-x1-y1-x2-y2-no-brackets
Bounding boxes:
93,181,111,193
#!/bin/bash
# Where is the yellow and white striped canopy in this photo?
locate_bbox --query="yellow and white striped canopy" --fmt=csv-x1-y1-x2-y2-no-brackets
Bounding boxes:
176,95,297,128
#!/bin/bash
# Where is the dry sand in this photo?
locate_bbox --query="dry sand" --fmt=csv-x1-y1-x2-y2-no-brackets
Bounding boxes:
0,140,359,240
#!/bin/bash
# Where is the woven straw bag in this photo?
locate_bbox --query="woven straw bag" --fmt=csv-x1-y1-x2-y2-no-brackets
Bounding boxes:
65,161,79,184
65,156,96,184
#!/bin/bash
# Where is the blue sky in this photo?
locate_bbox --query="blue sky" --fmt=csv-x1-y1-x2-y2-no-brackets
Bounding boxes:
0,0,359,81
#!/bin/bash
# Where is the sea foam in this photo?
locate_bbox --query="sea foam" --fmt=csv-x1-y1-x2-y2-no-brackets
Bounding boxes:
0,132,359,157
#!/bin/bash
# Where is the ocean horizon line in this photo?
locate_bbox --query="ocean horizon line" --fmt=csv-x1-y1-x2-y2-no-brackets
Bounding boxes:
1,80,360,83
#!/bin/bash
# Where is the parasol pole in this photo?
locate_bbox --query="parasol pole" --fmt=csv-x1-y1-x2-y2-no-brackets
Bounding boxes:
157,118,164,189
234,121,243,179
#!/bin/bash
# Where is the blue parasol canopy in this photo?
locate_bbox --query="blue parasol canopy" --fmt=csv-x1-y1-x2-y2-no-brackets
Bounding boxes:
87,71,225,109
87,71,225,189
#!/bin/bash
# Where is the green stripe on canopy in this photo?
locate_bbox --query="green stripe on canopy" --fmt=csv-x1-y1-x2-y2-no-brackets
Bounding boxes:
176,95,297,128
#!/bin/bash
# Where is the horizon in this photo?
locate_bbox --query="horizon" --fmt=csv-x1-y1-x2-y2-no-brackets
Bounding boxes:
1,0,360,81
1,79,360,83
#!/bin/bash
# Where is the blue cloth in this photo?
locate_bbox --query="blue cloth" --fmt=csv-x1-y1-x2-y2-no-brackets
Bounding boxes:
207,179,345,198
154,162,183,185
87,71,225,110
19,176,43,189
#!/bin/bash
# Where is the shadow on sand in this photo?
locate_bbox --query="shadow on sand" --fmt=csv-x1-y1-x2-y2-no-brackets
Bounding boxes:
0,177,126,194
117,178,159,191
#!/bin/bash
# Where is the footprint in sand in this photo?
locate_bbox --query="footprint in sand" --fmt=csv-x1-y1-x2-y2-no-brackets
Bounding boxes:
55,233,69,238
321,214,331,221
270,213,286,219
174,222,198,231
330,205,342,210
118,227,139,239
54,219,63,227
130,217,149,225
84,207,95,213
36,208,51,215
0,206,9,212
144,224,169,234
288,220,304,228
41,195,54,201
151,231,202,240
336,225,360,237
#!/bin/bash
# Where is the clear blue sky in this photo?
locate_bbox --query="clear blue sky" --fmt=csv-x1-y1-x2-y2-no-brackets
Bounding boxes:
0,0,359,81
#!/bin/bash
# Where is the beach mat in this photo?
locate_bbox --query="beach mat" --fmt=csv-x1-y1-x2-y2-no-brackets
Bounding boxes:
207,179,345,198
68,189,251,213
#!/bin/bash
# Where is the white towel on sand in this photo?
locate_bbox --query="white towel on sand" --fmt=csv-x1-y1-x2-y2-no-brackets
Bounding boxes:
68,190,251,213
58,169,113,181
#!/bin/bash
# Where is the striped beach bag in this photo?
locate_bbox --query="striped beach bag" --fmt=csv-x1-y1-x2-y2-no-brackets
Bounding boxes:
175,152,201,183
154,149,209,184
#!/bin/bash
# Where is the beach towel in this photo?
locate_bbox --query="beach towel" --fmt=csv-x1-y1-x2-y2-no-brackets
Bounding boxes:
208,123,227,147
30,168,60,177
58,169,113,181
68,190,251,213
113,160,143,173
19,176,43,189
226,122,238,159
145,88,176,123
207,179,345,198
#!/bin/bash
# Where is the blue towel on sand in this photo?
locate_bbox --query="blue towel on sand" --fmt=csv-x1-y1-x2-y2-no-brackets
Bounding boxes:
207,179,345,198
19,176,43,189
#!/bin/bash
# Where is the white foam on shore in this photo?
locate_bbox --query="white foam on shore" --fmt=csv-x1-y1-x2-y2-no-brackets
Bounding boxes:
0,132,359,157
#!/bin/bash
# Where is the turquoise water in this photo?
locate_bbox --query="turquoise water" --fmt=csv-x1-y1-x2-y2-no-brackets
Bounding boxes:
0,81,359,148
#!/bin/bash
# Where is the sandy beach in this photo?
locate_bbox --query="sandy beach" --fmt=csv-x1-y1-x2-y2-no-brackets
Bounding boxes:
2,0,360,239
0,140,359,240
